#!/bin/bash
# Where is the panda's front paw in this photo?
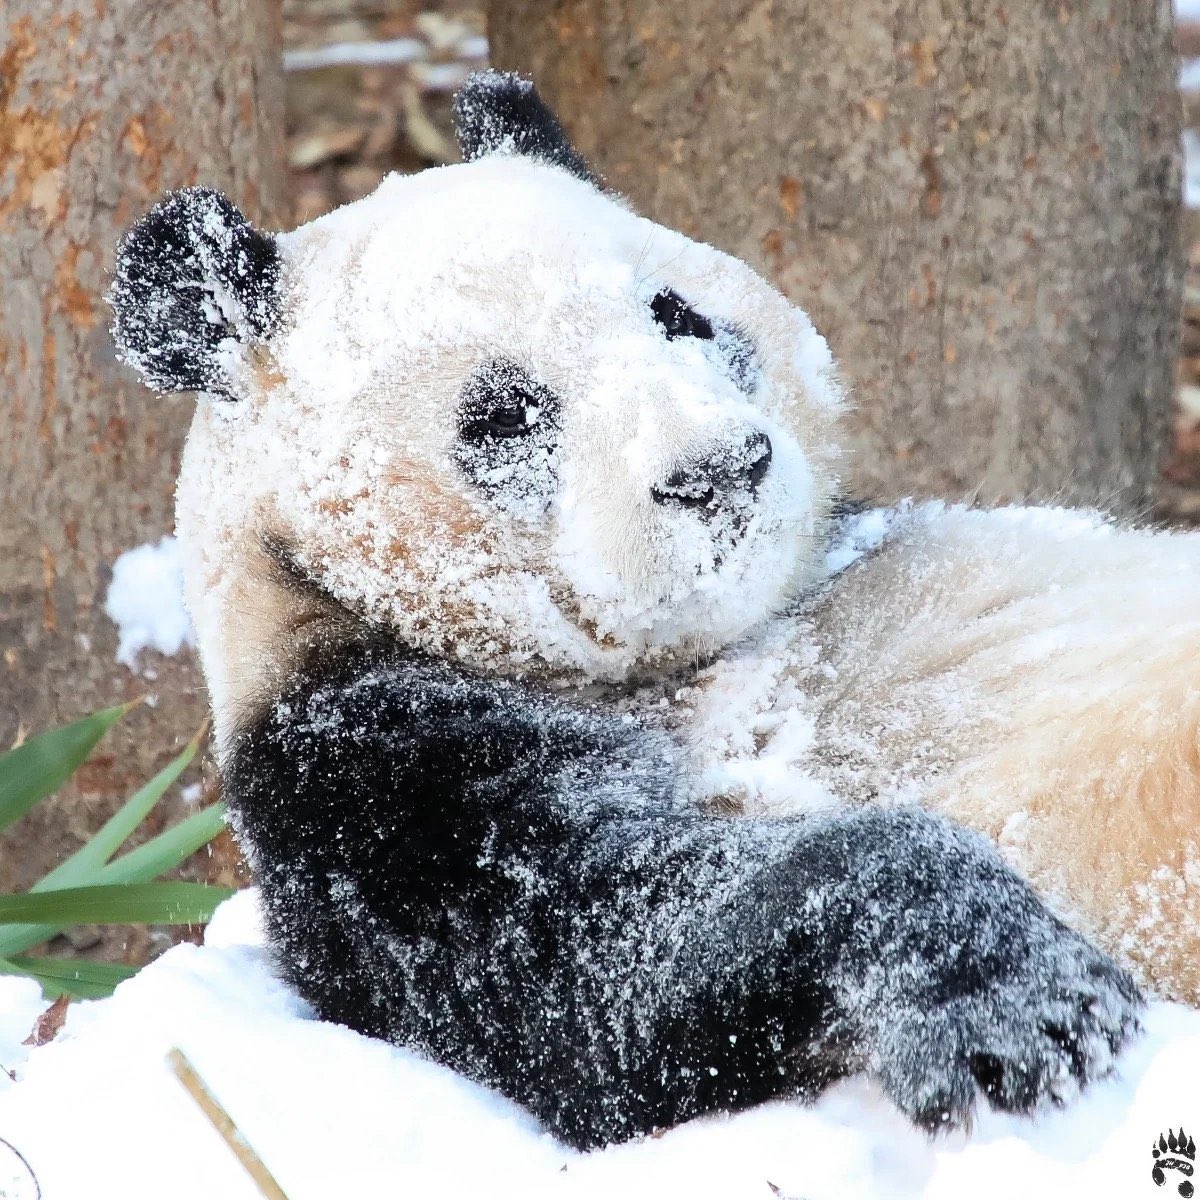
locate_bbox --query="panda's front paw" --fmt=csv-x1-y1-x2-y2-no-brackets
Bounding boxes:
869,924,1143,1130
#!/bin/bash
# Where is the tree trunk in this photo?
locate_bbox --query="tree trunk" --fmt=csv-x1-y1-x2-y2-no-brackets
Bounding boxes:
489,0,1183,511
0,2,285,906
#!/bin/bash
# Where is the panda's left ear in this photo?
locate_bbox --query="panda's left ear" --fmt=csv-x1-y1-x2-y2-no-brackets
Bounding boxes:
108,187,282,399
453,70,598,186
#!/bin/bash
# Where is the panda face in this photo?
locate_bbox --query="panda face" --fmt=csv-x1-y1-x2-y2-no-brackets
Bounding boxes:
113,74,844,721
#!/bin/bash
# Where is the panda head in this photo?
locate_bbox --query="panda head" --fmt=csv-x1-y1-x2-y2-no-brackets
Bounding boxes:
110,71,844,743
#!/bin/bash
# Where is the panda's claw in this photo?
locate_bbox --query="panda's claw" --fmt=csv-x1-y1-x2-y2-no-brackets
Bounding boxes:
868,919,1142,1128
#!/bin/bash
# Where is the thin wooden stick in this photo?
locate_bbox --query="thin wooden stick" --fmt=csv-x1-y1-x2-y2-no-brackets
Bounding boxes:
167,1047,289,1200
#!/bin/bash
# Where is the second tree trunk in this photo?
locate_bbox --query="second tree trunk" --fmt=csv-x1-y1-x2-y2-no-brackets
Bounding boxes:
489,0,1182,511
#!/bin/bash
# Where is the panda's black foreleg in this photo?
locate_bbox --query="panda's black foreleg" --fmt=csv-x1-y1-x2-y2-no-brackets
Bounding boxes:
226,647,1142,1151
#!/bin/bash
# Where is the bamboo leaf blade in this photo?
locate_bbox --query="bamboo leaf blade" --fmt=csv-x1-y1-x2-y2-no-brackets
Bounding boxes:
97,803,228,886
0,703,135,833
0,882,234,927
0,803,229,957
0,955,133,1001
33,725,207,892
8,955,138,986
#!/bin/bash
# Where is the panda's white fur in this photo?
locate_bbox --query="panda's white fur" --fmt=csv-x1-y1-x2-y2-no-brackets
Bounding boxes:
162,119,1200,1007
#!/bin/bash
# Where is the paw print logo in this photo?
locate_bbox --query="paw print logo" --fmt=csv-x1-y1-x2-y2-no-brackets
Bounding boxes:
1152,1128,1196,1198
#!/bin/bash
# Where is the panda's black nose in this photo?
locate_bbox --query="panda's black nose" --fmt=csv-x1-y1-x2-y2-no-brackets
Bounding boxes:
651,431,772,514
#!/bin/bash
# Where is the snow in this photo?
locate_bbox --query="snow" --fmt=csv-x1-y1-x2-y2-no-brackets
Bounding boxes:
282,32,487,73
104,536,194,670
97,85,1199,1196
824,501,909,575
0,890,1194,1199
0,976,40,1088
1184,129,1200,211
283,38,426,72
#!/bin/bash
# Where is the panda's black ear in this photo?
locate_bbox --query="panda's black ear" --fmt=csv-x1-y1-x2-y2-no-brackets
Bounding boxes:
108,187,282,399
452,70,598,186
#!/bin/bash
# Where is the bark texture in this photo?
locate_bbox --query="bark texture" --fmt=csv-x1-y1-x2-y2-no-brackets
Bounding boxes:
490,0,1183,509
0,1,284,900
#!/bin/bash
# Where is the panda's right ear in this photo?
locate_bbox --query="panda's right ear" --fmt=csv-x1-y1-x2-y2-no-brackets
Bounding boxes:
453,71,598,186
108,187,282,399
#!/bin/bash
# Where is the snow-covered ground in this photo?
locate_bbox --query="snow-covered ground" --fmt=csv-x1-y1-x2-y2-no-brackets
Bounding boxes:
0,890,1196,1200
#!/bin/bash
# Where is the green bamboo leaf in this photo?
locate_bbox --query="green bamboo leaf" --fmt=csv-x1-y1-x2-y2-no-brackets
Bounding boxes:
0,702,136,833
0,803,229,957
0,922,56,959
0,882,233,927
95,802,228,886
8,955,138,987
0,955,131,1001
34,724,208,892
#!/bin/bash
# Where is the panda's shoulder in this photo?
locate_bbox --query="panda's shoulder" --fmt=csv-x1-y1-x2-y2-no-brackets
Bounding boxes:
227,640,667,803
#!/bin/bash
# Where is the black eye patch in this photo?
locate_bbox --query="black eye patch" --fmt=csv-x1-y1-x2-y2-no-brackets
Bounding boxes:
650,288,759,394
454,359,562,516
651,289,715,341
715,324,758,395
457,359,559,445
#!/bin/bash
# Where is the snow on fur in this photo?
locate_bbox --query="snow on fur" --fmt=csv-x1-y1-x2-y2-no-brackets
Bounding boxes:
165,151,845,755
221,643,1140,1148
0,891,1195,1200
632,499,1200,1003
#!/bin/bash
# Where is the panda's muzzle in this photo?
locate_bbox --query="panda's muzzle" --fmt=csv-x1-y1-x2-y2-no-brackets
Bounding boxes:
650,430,772,519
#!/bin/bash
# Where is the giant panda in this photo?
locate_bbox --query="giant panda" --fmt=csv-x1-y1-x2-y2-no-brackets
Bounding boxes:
106,71,1162,1150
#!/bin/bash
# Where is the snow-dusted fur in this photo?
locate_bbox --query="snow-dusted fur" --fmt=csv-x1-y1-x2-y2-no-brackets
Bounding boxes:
166,149,839,729
110,71,1183,1144
674,502,1200,1005
227,639,1137,1149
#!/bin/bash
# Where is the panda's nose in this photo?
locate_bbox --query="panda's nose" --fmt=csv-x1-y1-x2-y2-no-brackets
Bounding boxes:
651,431,772,514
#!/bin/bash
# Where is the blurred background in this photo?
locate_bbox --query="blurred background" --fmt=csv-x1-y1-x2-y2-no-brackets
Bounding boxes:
0,0,1196,974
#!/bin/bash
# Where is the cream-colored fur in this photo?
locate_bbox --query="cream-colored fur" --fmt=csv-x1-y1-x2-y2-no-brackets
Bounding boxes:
660,503,1200,1002
174,158,1198,1005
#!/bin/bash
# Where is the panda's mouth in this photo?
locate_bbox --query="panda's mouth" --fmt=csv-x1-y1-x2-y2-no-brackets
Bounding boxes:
705,505,760,569
548,588,728,677
678,499,777,577
546,523,775,660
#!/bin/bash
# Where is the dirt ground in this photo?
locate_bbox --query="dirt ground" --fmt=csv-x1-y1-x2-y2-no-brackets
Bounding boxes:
283,0,485,220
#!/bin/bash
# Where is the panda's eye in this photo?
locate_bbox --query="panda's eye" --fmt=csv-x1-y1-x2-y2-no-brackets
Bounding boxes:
454,359,562,514
456,361,558,451
651,289,714,341
485,399,538,438
466,391,539,441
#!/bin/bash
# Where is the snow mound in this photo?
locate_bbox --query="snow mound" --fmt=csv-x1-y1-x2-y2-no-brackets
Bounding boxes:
0,890,1196,1199
104,536,194,670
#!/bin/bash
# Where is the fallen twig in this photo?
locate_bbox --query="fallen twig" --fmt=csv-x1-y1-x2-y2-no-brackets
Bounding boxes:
167,1047,289,1200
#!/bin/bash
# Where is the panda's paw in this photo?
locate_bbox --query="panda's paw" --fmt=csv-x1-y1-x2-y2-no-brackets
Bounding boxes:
870,929,1143,1131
